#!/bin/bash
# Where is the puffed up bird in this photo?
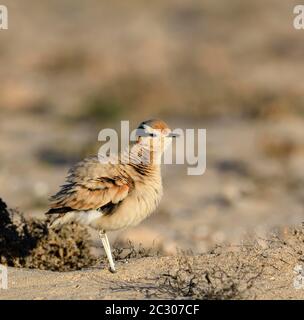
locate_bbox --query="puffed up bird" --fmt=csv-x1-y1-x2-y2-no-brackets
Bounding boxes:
45,119,179,273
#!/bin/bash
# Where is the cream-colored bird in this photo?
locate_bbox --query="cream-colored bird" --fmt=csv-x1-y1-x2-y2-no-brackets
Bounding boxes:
45,119,178,272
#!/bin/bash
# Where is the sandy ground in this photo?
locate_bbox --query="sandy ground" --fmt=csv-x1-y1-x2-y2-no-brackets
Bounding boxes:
1,245,304,300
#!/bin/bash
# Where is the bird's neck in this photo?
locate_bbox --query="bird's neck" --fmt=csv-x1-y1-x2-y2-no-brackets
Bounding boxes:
120,143,162,172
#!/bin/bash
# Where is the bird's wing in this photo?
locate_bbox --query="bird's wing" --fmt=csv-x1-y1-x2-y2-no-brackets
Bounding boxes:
46,157,133,213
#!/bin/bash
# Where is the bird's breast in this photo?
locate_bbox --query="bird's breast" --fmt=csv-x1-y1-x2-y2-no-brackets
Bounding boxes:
132,178,163,221
95,176,163,231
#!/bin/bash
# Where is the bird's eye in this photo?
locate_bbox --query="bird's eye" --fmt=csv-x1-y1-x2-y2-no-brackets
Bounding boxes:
149,133,157,137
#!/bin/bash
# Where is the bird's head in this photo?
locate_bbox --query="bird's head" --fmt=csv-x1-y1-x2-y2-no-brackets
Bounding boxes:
135,119,179,154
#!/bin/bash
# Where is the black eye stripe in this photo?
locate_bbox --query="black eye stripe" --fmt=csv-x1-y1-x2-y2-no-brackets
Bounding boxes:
138,132,156,137
136,127,158,137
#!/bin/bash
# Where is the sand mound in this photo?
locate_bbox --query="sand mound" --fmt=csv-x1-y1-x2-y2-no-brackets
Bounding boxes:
0,198,96,271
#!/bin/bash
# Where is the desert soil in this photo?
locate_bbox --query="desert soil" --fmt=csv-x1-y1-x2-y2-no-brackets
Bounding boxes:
1,234,304,300
0,258,302,300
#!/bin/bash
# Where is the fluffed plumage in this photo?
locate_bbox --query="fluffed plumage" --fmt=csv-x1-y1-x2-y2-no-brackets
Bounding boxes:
45,119,177,272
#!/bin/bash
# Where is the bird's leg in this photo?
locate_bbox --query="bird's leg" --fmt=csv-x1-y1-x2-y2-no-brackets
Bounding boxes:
99,230,116,273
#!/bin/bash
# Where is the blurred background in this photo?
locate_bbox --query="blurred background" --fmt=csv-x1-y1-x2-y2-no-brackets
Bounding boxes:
1,0,304,254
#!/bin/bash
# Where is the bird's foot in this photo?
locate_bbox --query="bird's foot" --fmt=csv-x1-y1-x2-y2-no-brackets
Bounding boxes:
109,266,117,273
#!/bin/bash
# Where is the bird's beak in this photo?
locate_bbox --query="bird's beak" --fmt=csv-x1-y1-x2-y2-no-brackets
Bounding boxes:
167,132,180,138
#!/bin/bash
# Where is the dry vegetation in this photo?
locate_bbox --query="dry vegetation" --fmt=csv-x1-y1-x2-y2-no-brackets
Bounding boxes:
157,255,262,300
0,198,96,271
2,198,304,299
0,198,158,272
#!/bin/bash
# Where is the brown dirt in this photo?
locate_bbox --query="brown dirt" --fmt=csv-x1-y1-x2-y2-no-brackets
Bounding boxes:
1,238,304,300
1,198,304,300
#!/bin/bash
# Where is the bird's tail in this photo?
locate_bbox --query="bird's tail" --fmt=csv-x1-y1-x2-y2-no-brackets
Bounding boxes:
47,211,76,229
